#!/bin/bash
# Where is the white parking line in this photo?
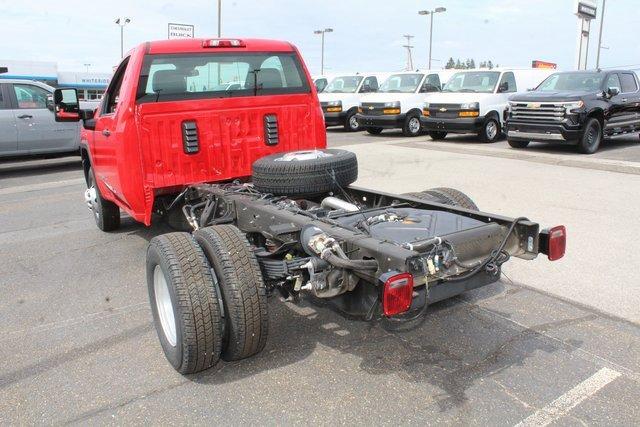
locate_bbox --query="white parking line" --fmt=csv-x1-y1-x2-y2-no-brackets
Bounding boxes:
0,178,85,196
514,367,622,427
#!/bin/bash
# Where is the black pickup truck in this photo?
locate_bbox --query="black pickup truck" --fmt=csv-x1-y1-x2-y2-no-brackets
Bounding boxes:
505,70,640,153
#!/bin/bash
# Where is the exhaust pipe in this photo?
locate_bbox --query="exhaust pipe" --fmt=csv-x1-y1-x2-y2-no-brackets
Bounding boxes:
321,196,359,212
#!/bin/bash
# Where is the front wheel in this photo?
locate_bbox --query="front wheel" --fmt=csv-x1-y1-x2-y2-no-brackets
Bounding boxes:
479,117,501,143
402,114,422,137
344,111,360,132
366,127,383,135
428,131,448,140
578,118,602,154
86,167,120,231
508,139,529,149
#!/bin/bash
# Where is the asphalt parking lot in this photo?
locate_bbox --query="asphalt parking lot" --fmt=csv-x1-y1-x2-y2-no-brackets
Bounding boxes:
1,132,639,425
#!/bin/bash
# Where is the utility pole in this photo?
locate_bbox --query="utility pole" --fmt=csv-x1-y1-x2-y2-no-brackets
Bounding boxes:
314,28,333,75
84,63,91,73
217,0,222,37
595,0,606,69
418,7,447,70
114,17,131,59
402,34,414,71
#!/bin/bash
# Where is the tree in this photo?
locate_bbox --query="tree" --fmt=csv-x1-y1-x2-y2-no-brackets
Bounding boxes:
455,59,463,69
487,60,494,70
445,57,456,69
479,61,487,68
466,58,476,69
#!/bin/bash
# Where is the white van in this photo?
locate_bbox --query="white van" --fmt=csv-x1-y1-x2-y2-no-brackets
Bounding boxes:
420,68,554,142
355,70,455,136
318,73,388,131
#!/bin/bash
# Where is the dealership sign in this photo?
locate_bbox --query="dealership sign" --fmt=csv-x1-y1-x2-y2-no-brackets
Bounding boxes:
168,23,195,40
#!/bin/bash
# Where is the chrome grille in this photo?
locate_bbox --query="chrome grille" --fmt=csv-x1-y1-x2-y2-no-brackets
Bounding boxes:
510,103,566,122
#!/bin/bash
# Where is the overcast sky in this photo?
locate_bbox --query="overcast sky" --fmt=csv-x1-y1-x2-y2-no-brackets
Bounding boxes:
1,0,638,74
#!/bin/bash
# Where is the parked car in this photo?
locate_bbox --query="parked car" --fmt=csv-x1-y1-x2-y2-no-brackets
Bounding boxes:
356,70,454,136
319,73,387,131
506,70,640,153
54,37,566,376
420,68,554,142
0,79,82,158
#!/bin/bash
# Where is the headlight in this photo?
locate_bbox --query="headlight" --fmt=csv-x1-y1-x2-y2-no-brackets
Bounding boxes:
326,100,342,107
460,102,479,110
384,101,400,108
562,100,584,113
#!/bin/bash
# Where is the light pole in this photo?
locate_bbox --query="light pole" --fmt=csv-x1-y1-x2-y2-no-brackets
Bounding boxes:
418,7,446,70
114,17,131,59
217,0,222,37
595,0,606,69
84,63,91,73
313,28,333,75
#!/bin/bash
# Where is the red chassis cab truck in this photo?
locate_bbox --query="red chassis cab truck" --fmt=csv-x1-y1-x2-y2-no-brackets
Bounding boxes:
54,38,566,375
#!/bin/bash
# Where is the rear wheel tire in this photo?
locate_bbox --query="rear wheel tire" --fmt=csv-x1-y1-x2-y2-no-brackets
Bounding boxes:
479,117,501,143
428,131,448,140
194,225,268,361
146,233,223,374
86,167,120,232
366,127,383,135
252,149,358,197
402,114,422,137
578,117,602,154
405,187,479,211
508,139,529,149
344,111,360,132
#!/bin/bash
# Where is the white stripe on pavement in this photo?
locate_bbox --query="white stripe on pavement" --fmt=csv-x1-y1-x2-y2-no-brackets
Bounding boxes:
514,367,622,427
0,178,85,196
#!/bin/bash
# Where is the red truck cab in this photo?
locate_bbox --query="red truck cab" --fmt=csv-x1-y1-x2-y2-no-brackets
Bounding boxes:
55,38,326,228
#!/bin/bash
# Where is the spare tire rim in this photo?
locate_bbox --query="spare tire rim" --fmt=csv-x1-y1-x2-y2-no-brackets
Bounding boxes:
486,121,498,140
154,265,177,347
274,150,334,162
349,115,359,130
408,117,420,134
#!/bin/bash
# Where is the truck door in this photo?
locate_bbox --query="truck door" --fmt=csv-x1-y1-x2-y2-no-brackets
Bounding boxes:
603,73,625,132
11,83,78,154
618,72,640,132
0,83,18,155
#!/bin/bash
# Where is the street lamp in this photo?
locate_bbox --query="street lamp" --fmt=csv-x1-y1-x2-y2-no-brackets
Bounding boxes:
595,0,606,69
313,28,333,75
217,0,222,37
114,17,131,59
84,63,91,73
418,7,446,70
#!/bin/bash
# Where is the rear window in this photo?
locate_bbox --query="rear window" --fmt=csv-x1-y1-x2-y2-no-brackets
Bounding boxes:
137,52,310,103
620,73,638,93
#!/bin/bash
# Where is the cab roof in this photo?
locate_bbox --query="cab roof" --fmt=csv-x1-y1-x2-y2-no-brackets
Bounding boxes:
144,38,296,55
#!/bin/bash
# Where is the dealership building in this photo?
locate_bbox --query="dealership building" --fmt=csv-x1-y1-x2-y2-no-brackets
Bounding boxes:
0,59,112,100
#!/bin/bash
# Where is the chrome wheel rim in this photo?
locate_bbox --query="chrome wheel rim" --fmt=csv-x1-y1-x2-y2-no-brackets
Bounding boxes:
486,121,498,140
408,117,420,134
154,265,177,347
84,178,99,220
349,115,359,130
274,150,333,162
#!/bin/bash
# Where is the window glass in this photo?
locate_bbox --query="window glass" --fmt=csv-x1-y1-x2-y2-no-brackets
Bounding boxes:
620,73,638,93
315,78,328,92
360,76,378,92
443,72,500,93
605,74,621,92
0,88,4,108
378,74,424,93
421,74,441,92
325,76,363,93
137,52,309,103
537,72,605,91
499,72,517,92
13,84,50,109
103,58,129,114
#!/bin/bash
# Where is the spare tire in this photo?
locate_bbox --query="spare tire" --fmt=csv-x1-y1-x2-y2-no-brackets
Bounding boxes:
404,187,479,211
252,149,358,197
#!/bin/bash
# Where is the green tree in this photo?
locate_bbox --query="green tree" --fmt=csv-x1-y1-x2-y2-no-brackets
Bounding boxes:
445,57,456,69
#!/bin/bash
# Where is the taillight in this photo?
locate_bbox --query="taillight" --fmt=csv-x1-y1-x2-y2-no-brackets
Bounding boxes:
547,225,566,261
382,273,414,316
202,39,245,48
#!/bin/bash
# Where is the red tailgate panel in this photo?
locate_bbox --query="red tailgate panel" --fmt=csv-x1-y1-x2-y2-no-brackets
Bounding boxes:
136,95,324,190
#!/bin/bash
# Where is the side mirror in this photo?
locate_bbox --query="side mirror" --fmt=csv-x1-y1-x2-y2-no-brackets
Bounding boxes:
360,84,372,93
46,94,55,111
606,87,620,98
420,83,440,93
498,82,509,93
53,88,80,122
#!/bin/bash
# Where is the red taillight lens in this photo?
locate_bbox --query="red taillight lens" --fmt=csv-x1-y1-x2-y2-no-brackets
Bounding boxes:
202,39,245,48
547,225,566,261
382,273,414,316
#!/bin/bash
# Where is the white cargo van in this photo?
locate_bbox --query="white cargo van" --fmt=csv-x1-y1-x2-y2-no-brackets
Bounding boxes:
355,70,455,136
318,73,388,131
420,68,554,142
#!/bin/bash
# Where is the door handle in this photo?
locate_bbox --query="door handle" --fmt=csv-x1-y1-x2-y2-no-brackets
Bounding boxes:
17,114,32,119
102,129,111,137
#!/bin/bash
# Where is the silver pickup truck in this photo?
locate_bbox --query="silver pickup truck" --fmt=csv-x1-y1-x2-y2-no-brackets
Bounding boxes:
0,79,95,158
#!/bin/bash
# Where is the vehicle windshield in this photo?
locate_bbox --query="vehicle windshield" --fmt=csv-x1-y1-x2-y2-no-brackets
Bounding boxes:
137,52,310,103
536,72,605,92
443,71,500,93
378,74,424,93
324,76,363,93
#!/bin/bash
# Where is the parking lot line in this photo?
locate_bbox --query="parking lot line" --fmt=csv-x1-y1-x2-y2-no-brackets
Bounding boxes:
514,367,622,427
0,178,85,195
